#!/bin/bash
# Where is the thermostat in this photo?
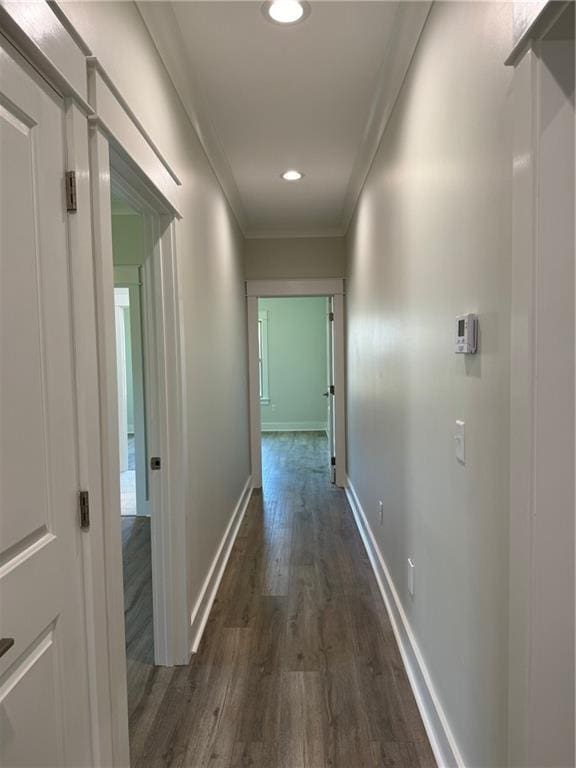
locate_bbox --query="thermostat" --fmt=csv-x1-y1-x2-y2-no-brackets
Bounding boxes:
455,313,478,354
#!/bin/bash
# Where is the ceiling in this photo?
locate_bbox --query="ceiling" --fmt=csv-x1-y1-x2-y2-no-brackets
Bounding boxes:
139,2,431,238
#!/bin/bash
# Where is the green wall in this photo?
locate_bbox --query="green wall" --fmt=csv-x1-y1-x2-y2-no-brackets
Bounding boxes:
112,212,143,435
260,297,328,431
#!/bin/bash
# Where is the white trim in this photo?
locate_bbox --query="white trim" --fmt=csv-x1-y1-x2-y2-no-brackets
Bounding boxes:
246,278,345,298
88,127,131,768
112,166,188,667
340,2,431,233
136,0,248,234
0,1,91,109
87,62,181,217
189,477,253,654
508,26,575,766
87,56,181,187
345,478,465,768
245,228,346,240
261,422,328,432
65,98,116,768
136,1,430,240
246,279,346,488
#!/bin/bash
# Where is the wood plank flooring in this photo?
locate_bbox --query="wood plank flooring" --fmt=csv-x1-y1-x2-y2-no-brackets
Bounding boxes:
122,515,155,723
126,432,435,767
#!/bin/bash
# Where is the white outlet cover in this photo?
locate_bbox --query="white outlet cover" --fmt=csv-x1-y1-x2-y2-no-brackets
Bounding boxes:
455,420,465,464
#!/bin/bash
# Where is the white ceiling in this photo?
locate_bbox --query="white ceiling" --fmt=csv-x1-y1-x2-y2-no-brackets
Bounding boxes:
139,1,431,238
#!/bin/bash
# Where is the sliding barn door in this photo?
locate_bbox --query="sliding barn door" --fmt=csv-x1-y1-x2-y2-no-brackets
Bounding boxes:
0,37,93,766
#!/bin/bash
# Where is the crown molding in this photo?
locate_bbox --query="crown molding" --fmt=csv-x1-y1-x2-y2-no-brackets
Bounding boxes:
244,228,346,240
339,1,432,233
136,1,249,235
138,1,431,240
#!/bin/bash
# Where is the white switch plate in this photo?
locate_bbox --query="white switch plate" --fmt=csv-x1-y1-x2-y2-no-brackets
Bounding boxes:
455,420,466,464
378,500,384,523
408,558,415,596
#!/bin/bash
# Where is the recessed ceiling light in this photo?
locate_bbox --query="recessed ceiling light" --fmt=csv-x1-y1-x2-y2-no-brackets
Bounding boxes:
263,1,310,25
281,169,304,181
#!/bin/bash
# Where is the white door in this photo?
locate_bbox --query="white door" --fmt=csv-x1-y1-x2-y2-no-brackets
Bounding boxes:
0,37,93,767
326,298,336,482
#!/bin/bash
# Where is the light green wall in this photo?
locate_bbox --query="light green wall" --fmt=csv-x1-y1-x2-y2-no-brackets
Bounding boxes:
260,297,328,430
111,213,144,266
112,213,143,434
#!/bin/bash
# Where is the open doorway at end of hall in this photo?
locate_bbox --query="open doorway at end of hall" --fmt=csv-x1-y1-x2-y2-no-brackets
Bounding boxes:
111,190,154,712
257,296,334,488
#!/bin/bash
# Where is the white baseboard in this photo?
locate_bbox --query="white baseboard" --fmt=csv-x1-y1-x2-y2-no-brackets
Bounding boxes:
345,479,465,768
189,476,253,654
261,421,328,432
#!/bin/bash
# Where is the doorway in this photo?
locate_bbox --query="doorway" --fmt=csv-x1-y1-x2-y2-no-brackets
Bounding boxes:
258,296,334,484
247,279,346,488
110,191,155,715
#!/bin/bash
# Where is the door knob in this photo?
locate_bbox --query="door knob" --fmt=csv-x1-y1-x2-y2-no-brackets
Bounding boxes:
322,391,329,397
0,638,14,659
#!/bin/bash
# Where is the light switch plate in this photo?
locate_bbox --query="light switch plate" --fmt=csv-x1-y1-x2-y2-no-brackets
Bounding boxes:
455,420,466,464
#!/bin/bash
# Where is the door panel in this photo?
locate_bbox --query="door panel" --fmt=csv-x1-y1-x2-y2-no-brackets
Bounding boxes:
326,298,336,482
0,38,92,766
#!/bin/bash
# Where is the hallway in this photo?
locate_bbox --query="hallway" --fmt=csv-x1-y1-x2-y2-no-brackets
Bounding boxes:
129,433,434,767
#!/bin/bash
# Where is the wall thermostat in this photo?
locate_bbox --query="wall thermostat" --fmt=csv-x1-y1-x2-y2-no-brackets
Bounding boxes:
455,313,478,354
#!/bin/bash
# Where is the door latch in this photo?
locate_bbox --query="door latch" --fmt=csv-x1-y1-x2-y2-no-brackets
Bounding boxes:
150,457,161,470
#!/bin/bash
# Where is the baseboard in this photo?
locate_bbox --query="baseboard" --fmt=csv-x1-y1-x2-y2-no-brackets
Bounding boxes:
261,421,328,432
189,476,253,654
345,479,465,768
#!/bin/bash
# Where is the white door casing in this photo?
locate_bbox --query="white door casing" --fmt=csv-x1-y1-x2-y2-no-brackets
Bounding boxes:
0,37,92,766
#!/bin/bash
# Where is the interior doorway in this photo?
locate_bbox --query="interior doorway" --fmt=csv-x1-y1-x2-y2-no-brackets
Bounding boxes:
247,279,346,488
110,187,155,717
258,296,334,483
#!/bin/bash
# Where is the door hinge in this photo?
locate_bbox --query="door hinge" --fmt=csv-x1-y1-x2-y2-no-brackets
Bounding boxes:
79,490,90,529
331,456,336,467
329,311,334,321
330,384,335,395
65,171,77,213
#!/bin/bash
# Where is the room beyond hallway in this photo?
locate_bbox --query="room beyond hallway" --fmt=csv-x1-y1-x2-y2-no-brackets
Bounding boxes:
120,436,137,515
127,432,435,767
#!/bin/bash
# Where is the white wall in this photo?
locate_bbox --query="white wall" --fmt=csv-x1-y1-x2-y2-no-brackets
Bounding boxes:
244,236,346,279
59,2,251,633
346,3,513,766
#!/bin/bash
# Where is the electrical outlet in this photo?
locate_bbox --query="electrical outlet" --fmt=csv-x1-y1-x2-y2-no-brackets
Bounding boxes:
408,558,415,596
378,500,384,524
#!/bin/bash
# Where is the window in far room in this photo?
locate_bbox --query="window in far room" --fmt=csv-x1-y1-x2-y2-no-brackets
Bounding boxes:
258,309,270,403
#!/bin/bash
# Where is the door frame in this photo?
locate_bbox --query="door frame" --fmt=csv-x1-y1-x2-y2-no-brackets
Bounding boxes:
246,278,346,488
90,135,188,686
507,4,575,765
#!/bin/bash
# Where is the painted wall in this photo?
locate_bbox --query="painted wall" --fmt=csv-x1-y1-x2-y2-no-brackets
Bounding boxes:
60,2,251,636
112,214,142,432
245,236,346,279
260,298,328,431
345,3,513,766
111,214,144,267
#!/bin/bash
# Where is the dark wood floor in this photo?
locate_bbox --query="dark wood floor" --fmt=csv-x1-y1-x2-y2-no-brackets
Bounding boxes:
126,432,435,767
122,515,154,723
